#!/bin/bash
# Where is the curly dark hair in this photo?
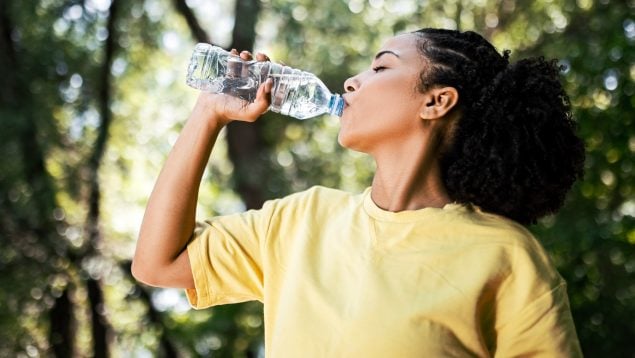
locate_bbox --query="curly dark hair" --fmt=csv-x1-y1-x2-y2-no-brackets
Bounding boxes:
412,28,585,225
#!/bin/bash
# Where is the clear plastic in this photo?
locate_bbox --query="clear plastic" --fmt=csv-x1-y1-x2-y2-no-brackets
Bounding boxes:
186,43,344,120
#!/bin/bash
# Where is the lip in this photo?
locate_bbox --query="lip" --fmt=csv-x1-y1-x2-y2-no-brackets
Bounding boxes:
342,95,350,108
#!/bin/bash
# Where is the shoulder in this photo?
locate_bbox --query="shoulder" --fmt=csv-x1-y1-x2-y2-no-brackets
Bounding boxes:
457,210,571,336
457,206,545,248
446,205,539,248
481,211,561,283
203,186,362,232
450,206,563,284
470,212,566,314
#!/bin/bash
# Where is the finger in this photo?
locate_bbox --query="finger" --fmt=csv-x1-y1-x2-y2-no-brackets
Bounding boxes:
265,77,273,93
239,50,253,61
256,52,270,62
230,48,238,55
250,79,273,115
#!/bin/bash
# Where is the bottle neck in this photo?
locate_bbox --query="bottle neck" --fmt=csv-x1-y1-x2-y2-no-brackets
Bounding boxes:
328,94,344,117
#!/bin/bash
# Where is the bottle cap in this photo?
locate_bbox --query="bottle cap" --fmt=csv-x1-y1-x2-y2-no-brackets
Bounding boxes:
328,94,344,117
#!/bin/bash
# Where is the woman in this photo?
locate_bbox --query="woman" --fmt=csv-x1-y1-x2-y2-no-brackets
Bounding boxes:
132,29,585,356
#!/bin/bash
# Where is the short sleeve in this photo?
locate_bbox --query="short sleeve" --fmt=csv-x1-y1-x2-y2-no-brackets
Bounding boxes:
494,239,582,357
185,199,278,309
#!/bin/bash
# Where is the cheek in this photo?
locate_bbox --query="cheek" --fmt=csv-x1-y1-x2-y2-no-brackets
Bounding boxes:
362,80,419,116
337,79,423,151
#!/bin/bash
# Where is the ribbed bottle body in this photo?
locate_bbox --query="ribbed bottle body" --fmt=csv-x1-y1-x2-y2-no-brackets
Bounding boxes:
186,43,343,119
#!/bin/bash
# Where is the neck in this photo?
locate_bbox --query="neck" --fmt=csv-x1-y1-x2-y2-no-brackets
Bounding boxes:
370,137,450,212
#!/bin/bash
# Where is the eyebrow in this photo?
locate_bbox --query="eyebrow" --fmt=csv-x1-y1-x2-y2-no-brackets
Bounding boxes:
374,50,400,60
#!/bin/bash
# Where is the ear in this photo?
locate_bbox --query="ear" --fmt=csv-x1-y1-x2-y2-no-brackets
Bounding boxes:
419,87,459,120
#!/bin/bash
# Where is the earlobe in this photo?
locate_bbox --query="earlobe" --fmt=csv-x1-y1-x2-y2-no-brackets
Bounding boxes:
419,87,459,120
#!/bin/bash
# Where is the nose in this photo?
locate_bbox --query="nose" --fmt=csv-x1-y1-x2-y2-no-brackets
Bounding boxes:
344,75,359,93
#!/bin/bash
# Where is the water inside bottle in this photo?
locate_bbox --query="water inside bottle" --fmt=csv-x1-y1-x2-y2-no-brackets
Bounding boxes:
186,47,341,119
269,73,331,119
187,51,260,102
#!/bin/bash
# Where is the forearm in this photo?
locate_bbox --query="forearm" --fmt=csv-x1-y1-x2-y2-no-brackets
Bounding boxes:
132,49,272,287
132,97,223,286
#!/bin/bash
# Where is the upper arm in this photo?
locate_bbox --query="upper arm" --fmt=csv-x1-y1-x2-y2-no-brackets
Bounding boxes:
494,283,582,357
492,238,582,357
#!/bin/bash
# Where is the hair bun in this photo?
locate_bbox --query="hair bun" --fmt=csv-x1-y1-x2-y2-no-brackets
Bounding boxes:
444,56,584,224
477,57,569,127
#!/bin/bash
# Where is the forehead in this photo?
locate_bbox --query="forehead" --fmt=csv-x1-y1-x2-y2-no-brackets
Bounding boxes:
376,33,421,62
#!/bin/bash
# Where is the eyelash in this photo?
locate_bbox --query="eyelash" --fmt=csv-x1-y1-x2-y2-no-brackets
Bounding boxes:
372,66,386,72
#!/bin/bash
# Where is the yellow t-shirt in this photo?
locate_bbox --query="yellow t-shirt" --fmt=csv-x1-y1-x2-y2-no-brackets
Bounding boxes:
186,186,582,357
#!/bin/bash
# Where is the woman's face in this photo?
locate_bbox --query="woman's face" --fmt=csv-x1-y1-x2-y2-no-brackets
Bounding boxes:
339,33,428,154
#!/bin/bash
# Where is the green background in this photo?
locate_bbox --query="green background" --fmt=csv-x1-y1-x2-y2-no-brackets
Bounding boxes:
0,0,633,356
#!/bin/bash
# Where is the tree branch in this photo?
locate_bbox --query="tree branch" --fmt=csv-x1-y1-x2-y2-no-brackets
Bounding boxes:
226,0,266,210
172,0,211,44
83,0,121,355
174,0,268,210
86,0,119,242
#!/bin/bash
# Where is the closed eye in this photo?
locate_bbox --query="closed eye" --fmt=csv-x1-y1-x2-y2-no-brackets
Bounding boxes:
372,66,387,73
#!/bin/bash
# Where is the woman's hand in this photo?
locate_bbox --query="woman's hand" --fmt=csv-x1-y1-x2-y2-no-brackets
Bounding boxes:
195,50,273,127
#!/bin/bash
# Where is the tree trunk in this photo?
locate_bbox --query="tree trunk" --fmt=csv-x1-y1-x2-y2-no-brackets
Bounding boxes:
49,288,75,357
226,0,266,210
81,0,120,354
172,0,211,44
87,278,110,358
0,0,57,231
120,261,179,357
0,0,17,103
173,1,266,356
174,0,267,210
1,2,76,355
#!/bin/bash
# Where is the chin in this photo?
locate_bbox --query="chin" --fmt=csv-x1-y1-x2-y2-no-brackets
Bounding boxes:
337,130,355,149
337,131,350,148
337,130,368,154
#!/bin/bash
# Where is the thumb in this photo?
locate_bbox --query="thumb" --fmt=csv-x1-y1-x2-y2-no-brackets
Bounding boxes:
248,78,274,117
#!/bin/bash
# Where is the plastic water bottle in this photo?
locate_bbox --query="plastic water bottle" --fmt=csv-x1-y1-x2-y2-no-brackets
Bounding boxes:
186,43,344,120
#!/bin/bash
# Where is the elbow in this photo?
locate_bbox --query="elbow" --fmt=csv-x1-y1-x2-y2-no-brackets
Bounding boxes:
131,258,159,287
130,259,147,284
131,235,193,289
131,254,192,288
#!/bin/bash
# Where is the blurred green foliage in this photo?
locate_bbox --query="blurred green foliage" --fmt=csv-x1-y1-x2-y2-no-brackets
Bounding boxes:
0,0,633,356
